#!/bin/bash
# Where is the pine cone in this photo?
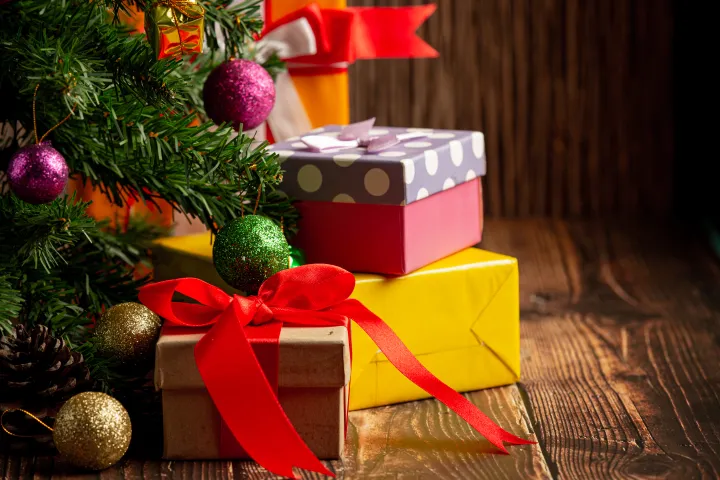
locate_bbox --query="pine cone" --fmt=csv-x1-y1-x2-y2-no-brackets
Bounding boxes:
0,325,91,407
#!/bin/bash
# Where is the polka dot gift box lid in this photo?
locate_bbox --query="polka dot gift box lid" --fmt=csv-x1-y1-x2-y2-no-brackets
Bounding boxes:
269,125,486,206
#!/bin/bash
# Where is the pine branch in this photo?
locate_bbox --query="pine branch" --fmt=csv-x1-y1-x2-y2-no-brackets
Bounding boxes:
1,0,294,232
64,216,168,318
202,0,264,60
16,271,88,341
0,193,165,337
108,0,264,60
76,340,151,394
1,0,294,396
0,194,95,272
58,111,296,232
260,53,285,81
0,273,23,334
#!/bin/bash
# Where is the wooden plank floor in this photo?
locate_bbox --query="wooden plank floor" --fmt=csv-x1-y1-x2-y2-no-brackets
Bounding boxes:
2,220,719,479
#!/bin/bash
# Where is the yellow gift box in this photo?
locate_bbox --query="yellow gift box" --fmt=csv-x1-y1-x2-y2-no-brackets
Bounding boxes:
145,0,205,59
349,248,519,409
151,234,520,411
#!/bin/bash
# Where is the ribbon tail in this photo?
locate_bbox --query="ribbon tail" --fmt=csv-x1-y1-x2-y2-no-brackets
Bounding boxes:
348,4,439,60
336,299,535,452
195,303,334,478
266,70,313,141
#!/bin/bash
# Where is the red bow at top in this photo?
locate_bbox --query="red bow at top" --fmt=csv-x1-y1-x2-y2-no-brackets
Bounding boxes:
263,2,438,71
139,264,532,478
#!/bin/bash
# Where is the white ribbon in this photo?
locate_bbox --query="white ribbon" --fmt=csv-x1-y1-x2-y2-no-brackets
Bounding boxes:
255,17,317,64
254,18,317,141
301,131,429,153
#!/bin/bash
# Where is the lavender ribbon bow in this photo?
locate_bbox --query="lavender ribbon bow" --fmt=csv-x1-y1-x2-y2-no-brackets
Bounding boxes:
301,118,428,153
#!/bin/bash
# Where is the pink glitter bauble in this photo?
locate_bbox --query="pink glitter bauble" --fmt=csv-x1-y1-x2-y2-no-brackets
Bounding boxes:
7,142,69,204
203,59,276,131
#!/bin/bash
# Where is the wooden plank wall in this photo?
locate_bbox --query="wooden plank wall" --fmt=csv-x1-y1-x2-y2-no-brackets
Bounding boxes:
348,0,674,218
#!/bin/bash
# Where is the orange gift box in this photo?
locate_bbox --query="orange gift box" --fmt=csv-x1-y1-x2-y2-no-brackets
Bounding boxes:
266,0,349,131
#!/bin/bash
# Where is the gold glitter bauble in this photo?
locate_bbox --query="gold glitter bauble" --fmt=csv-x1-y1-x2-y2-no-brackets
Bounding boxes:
94,302,162,364
53,392,132,470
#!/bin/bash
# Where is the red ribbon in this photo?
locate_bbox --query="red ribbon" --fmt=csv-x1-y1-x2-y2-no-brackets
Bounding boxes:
139,264,532,478
263,2,438,73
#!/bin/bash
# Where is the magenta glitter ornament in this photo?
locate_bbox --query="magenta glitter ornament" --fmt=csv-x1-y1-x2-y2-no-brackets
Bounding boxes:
203,59,275,131
7,142,69,204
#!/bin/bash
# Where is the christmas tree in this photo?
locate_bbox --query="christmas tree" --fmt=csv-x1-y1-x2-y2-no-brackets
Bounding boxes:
0,0,294,404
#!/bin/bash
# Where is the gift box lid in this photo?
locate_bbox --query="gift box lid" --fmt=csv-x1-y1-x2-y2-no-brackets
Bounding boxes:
270,125,486,206
155,326,350,390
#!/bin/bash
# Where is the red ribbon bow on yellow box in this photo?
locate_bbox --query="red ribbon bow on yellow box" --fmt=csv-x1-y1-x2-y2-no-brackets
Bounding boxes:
139,264,533,478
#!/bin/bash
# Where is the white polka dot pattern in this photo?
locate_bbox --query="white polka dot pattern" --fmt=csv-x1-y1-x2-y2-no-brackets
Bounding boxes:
401,159,415,184
364,169,390,196
297,165,322,192
333,193,355,203
405,141,433,149
268,125,487,206
449,140,464,166
333,153,361,167
424,150,439,175
472,132,485,158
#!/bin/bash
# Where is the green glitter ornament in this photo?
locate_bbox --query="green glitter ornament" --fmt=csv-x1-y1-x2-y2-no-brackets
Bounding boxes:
288,245,306,268
213,215,290,293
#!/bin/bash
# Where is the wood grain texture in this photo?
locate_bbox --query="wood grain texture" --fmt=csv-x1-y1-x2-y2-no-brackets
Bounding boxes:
4,220,720,479
0,386,543,480
481,220,720,479
348,0,675,218
343,386,546,479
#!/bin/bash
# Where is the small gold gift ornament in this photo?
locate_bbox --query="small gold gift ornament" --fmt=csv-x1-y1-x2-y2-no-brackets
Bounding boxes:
145,0,205,59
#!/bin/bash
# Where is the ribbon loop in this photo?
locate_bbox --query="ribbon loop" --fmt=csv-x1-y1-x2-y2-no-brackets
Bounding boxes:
139,264,533,478
300,118,430,153
256,17,319,64
138,277,229,327
258,264,355,310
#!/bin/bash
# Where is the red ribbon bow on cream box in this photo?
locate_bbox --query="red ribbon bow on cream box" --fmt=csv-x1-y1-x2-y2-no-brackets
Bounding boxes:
139,264,533,478
254,2,438,142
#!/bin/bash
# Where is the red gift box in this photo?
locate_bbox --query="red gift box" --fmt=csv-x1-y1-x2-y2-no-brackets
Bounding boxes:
271,125,486,275
294,178,483,275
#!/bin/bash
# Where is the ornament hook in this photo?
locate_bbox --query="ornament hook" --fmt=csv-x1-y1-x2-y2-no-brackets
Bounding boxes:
32,84,78,144
1,408,54,438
